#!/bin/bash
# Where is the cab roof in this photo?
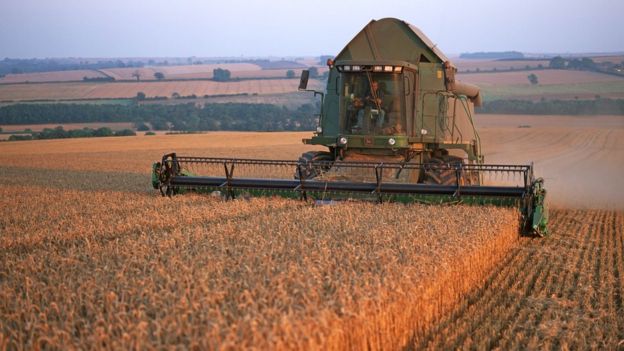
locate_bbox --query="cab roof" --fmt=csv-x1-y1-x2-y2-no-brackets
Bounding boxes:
334,18,450,66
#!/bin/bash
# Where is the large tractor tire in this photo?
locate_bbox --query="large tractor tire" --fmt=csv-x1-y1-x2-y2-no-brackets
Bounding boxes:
295,151,334,179
423,155,480,185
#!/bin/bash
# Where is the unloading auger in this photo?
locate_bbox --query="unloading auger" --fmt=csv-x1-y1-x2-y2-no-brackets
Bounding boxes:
152,18,548,236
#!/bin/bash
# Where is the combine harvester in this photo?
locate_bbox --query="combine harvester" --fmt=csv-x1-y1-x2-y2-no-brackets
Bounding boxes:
152,18,548,235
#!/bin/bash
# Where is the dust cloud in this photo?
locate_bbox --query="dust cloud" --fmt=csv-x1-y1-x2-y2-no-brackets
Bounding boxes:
476,114,624,210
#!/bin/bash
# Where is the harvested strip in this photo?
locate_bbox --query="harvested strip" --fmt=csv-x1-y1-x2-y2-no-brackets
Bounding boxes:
417,209,624,350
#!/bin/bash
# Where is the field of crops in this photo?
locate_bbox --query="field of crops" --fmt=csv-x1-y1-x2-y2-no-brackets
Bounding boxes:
98,63,262,81
0,183,520,349
0,79,324,102
459,69,624,86
0,70,108,84
475,115,624,209
0,115,622,348
0,63,324,84
454,59,551,72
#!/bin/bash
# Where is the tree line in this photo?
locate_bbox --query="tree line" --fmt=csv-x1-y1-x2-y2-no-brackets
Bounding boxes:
0,58,146,76
549,56,623,76
8,126,136,141
0,103,320,131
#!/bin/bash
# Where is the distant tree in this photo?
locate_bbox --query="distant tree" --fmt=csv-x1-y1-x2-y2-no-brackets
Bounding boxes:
9,135,33,141
549,56,566,69
308,67,319,78
581,57,596,70
154,72,165,80
114,129,136,136
286,70,295,78
213,68,231,82
136,91,146,101
131,70,141,81
172,92,180,99
568,58,582,70
94,127,113,137
527,73,539,85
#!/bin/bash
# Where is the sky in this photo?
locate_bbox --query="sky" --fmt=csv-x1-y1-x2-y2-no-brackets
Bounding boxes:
0,0,622,59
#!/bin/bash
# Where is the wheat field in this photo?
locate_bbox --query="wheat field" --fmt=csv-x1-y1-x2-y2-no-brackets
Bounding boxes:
0,115,622,349
0,128,523,349
0,184,520,349
0,79,324,101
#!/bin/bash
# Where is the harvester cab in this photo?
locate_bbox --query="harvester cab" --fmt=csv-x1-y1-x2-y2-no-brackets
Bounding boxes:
152,18,548,236
299,19,483,177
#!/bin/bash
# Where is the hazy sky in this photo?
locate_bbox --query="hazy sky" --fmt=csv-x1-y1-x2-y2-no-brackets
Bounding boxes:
1,0,622,58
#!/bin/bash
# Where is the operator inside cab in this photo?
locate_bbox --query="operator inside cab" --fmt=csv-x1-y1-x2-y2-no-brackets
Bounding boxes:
341,69,406,136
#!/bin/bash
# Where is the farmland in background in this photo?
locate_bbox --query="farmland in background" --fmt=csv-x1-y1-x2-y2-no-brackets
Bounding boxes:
0,69,108,83
140,92,316,109
0,79,324,101
0,61,323,84
460,69,624,86
0,54,622,105
98,63,262,80
454,58,551,72
458,69,624,101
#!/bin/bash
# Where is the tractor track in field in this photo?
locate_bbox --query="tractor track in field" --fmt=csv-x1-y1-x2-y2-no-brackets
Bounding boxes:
415,209,624,350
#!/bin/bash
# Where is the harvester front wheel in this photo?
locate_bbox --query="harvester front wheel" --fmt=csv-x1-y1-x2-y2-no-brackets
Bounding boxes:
423,156,480,185
295,151,334,179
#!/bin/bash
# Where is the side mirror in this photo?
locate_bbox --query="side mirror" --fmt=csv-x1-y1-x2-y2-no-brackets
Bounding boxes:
299,70,309,90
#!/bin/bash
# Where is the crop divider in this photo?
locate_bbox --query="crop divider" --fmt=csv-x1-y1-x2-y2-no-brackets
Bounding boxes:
295,163,308,201
374,163,384,203
221,161,236,199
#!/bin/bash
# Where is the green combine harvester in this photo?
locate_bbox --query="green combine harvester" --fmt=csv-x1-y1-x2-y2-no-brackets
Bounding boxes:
152,18,548,236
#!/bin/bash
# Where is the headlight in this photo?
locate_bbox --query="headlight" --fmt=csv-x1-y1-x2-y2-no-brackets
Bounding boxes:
316,126,323,133
421,129,428,135
388,138,396,146
338,137,348,145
